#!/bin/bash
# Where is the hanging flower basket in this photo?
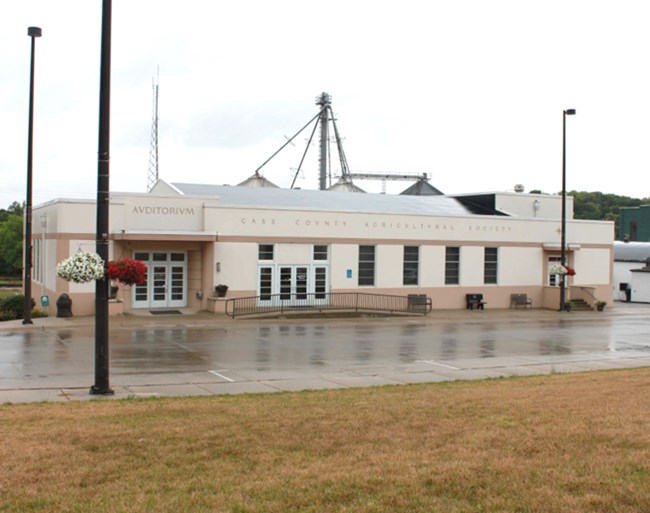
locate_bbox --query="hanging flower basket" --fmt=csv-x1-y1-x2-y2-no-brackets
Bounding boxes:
549,263,576,276
549,263,567,275
105,258,147,286
56,252,105,283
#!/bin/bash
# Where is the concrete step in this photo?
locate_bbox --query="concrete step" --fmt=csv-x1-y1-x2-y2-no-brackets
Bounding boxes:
569,299,593,311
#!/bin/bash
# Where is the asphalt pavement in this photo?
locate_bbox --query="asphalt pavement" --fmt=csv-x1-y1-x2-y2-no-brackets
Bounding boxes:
1,302,649,404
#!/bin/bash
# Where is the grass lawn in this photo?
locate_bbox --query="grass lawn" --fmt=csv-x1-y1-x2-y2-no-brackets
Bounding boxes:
0,289,20,301
1,368,649,513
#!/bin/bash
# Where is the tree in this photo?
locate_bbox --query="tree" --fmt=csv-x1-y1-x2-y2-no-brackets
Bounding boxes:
0,213,23,276
0,201,24,223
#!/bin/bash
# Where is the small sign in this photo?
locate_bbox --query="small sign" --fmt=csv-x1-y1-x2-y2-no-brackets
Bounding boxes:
40,295,49,307
346,269,352,279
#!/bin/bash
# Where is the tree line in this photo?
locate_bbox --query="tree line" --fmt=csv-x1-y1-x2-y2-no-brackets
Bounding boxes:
0,202,23,276
1,191,648,277
568,191,649,222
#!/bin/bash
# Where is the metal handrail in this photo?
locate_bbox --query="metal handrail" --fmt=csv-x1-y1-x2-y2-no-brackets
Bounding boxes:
225,292,432,318
573,285,602,307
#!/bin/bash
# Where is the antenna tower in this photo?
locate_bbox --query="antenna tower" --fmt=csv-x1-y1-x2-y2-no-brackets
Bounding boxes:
146,71,160,191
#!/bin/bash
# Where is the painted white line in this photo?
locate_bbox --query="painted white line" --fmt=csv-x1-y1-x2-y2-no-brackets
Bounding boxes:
208,370,234,382
416,360,460,370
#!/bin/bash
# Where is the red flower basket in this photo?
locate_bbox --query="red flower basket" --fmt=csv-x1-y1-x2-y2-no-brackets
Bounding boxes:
105,258,147,286
565,266,576,276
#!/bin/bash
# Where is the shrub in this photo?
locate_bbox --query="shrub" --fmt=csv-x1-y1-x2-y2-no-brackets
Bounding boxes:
0,309,17,321
0,294,36,320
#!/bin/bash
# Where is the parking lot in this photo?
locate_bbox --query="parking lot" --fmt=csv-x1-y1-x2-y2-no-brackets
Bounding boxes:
1,302,649,403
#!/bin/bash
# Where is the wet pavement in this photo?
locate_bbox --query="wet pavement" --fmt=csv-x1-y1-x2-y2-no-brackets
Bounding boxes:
1,303,649,403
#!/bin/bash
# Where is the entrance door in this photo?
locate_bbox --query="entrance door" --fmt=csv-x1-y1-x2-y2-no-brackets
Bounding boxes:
279,266,309,304
150,264,169,308
257,265,328,306
132,252,187,309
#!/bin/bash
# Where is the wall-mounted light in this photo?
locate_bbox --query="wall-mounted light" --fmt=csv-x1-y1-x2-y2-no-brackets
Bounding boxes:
196,290,203,299
216,262,221,272
533,199,540,217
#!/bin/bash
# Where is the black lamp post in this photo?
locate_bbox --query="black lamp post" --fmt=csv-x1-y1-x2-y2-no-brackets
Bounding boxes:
560,108,576,311
23,26,42,325
90,0,114,395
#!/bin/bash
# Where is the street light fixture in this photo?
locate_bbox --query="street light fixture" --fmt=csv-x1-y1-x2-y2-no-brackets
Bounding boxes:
23,26,42,325
560,108,576,311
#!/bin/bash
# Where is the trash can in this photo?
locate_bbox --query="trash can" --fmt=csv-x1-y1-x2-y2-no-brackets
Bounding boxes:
56,293,73,318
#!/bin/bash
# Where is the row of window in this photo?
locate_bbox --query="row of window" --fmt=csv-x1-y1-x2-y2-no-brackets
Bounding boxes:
259,244,329,261
257,244,499,287
360,245,498,286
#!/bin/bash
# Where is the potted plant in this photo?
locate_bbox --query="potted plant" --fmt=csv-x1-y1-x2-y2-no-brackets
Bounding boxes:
595,300,607,312
563,301,573,312
215,284,228,297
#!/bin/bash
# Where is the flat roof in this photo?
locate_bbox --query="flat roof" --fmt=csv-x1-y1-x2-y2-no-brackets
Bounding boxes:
614,241,650,262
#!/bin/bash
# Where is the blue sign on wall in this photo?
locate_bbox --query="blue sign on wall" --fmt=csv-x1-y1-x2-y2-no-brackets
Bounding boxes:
40,295,49,307
346,269,352,279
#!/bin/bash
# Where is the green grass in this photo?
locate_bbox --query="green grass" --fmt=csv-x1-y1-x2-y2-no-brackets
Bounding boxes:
0,288,20,300
0,275,21,288
1,368,649,512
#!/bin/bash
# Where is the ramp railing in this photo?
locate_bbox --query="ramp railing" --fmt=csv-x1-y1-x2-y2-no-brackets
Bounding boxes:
225,292,431,318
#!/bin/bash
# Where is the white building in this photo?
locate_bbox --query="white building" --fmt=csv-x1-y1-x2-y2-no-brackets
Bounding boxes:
613,241,650,302
31,181,613,316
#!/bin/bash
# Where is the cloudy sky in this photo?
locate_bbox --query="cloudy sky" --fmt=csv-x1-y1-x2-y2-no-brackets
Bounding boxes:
2,1,649,209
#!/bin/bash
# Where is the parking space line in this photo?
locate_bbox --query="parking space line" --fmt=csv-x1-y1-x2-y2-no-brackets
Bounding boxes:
417,360,460,370
208,370,234,382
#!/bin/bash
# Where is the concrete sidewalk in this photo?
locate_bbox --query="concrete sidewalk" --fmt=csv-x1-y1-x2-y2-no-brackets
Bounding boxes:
1,303,649,404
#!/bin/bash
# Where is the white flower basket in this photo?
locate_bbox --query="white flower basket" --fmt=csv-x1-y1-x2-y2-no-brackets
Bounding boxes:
56,252,105,283
548,263,568,275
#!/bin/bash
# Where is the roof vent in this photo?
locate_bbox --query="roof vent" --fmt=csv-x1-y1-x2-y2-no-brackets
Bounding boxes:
514,184,525,193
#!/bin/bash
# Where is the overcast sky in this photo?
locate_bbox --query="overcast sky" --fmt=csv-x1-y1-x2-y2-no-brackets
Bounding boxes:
2,1,649,209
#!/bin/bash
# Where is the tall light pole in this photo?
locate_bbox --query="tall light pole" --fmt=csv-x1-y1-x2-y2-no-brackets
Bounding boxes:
90,0,114,395
560,108,576,311
23,26,42,325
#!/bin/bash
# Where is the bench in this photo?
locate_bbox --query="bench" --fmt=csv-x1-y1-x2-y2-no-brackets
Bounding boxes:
510,293,532,309
466,293,486,310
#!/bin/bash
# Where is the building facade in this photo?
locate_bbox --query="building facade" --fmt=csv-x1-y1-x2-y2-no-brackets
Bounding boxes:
613,241,650,302
619,204,650,242
31,182,613,316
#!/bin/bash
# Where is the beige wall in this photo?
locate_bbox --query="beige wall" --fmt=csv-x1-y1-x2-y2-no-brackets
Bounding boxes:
32,195,614,314
331,245,358,289
573,248,611,285
494,193,573,219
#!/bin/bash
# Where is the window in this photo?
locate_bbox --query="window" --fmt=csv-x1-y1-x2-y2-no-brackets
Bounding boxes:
258,244,274,261
313,245,328,261
484,247,498,284
403,246,419,285
630,221,638,241
548,256,561,287
445,246,460,285
358,245,375,286
33,239,41,283
315,267,327,299
259,267,273,300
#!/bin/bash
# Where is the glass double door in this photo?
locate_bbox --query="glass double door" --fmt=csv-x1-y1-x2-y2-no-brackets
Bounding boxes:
132,252,187,309
259,265,328,305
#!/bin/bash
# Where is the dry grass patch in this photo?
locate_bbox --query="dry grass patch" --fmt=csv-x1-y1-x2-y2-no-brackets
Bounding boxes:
1,368,649,513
